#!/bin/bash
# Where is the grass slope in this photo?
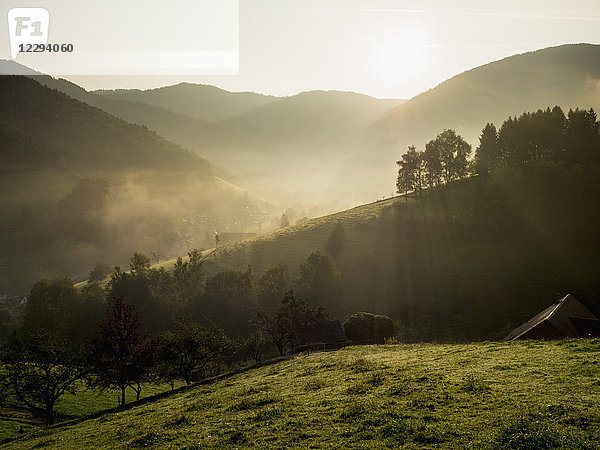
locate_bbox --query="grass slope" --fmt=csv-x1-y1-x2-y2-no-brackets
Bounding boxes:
74,195,400,292
0,382,184,442
202,196,399,277
7,340,600,448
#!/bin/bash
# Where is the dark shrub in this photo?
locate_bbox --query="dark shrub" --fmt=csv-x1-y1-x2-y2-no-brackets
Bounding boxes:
343,312,395,343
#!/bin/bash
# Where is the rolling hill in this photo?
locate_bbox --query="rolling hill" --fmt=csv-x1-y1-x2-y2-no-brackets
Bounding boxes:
220,90,406,147
0,76,210,172
360,44,600,191
95,83,279,123
6,341,600,448
9,45,600,208
94,45,600,205
0,61,270,185
96,84,407,207
185,160,600,341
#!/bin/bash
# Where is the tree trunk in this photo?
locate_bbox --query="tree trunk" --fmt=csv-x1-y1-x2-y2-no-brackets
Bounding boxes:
121,386,126,407
46,403,55,425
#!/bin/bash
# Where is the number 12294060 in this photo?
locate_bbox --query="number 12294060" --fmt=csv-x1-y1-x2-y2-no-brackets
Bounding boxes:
18,43,73,53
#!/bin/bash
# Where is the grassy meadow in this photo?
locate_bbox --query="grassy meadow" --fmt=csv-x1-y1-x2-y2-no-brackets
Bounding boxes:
0,381,185,442
5,339,600,448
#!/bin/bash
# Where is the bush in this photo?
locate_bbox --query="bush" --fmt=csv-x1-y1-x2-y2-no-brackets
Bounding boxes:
343,312,395,344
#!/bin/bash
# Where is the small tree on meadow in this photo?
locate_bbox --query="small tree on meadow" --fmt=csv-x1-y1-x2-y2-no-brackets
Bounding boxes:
254,291,327,356
0,330,85,424
160,317,231,385
90,297,157,406
244,330,270,364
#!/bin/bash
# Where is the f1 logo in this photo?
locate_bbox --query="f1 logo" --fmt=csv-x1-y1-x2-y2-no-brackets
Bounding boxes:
7,8,49,59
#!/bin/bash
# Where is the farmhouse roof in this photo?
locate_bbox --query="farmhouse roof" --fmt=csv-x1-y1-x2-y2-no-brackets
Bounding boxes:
503,294,600,341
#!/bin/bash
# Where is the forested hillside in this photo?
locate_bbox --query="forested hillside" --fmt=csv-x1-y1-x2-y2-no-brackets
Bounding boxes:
0,76,273,294
359,43,600,194
0,76,210,172
193,105,600,341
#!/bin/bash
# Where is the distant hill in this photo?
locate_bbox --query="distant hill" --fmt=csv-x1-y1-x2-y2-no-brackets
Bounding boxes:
96,83,406,206
94,45,600,205
0,67,270,182
95,83,279,123
363,44,600,190
220,90,406,148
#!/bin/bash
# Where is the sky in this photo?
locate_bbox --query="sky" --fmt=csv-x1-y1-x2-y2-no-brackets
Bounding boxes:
58,0,600,99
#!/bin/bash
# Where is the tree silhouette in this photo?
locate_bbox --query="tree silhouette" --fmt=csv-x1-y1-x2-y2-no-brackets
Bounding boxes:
90,297,157,406
174,249,205,303
256,263,289,312
396,145,425,198
423,140,443,187
0,331,85,424
160,317,230,385
295,251,340,308
254,291,327,355
425,129,471,184
475,123,500,175
129,252,151,276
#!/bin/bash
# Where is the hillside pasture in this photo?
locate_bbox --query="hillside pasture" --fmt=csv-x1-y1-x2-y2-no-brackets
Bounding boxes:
5,340,600,448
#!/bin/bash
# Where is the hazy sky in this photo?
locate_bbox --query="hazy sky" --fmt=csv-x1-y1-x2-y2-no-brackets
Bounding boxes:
67,0,600,99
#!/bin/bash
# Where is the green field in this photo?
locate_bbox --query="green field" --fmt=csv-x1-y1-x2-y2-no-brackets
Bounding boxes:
53,382,185,417
5,340,600,448
0,382,184,443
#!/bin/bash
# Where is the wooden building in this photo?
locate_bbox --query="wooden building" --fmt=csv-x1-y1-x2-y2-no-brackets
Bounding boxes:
503,294,600,341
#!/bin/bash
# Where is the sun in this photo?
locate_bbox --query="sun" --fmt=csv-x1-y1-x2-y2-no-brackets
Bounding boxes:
374,26,426,82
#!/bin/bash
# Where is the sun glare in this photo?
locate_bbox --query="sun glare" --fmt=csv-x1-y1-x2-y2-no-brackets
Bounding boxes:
374,26,426,82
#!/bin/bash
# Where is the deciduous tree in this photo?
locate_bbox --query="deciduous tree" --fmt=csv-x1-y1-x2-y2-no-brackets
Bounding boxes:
160,317,230,385
90,297,157,406
0,331,85,424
